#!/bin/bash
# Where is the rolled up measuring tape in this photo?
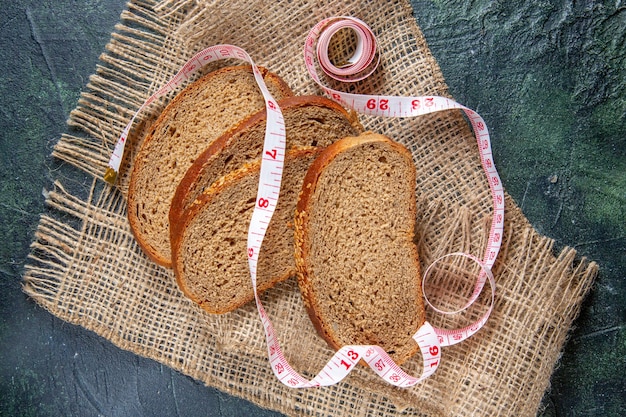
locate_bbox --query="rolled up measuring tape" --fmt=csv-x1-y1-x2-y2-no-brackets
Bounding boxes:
106,16,503,388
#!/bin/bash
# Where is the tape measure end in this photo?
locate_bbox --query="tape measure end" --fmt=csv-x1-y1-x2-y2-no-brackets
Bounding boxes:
103,167,118,185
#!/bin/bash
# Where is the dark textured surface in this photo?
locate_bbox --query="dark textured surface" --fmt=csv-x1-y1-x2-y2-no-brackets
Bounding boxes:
0,0,623,416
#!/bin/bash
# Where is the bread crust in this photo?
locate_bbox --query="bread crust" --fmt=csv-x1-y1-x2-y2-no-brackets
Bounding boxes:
294,132,424,365
168,95,362,242
127,65,293,267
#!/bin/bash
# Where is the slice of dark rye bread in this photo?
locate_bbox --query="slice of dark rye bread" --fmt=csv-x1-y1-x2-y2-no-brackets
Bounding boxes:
172,148,320,314
168,95,362,240
127,65,294,267
294,132,425,365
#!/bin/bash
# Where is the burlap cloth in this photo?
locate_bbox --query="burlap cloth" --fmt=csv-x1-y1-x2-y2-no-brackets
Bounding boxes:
23,0,598,416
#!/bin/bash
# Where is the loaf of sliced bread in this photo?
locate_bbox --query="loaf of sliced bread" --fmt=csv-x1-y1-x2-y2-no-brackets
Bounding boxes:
172,148,320,314
294,132,424,364
127,65,293,267
169,95,362,239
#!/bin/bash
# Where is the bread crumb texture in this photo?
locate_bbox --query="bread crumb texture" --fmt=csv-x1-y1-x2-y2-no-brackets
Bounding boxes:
297,134,423,363
176,150,319,314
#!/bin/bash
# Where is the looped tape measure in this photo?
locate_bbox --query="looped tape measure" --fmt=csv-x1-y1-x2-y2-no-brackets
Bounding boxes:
106,16,504,388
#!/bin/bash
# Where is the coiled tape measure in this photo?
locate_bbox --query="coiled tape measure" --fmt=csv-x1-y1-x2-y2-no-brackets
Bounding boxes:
106,16,503,388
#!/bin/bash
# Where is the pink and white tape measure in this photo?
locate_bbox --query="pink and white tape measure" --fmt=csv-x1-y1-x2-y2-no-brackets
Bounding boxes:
304,17,502,348
107,16,503,388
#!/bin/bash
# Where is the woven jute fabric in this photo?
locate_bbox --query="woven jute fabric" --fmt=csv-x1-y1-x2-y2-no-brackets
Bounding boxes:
23,0,598,416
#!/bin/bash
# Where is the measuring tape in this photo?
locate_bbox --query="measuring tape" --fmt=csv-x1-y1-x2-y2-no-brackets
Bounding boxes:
304,17,503,348
107,16,503,388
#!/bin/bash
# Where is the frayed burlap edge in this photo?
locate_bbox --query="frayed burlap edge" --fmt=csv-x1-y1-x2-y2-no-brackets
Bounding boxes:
24,1,598,416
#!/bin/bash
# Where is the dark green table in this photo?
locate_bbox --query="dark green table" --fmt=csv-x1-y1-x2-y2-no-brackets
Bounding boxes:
1,1,624,415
